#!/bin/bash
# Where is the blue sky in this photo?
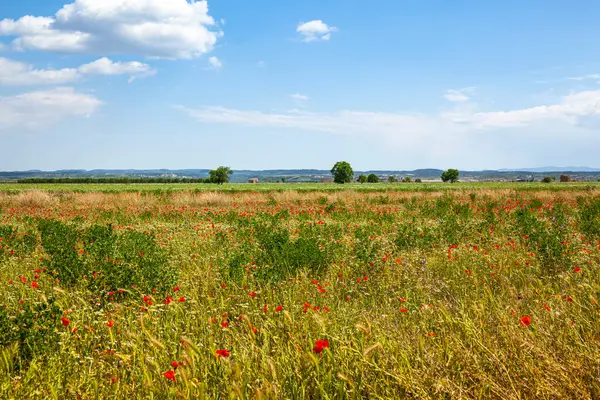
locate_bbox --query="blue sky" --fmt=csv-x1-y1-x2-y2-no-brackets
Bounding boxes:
1,0,600,171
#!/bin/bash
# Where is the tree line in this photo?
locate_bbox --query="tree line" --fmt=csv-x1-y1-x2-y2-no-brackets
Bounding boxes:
331,161,459,183
15,167,235,185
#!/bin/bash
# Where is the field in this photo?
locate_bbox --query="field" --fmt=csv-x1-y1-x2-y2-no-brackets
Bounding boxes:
0,186,599,399
1,181,600,193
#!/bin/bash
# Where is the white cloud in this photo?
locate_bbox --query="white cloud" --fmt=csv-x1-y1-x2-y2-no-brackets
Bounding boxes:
176,106,450,141
208,56,222,70
0,57,155,85
462,90,600,128
178,89,600,135
568,74,600,81
0,87,102,130
297,20,337,42
290,93,308,101
444,87,475,102
0,0,221,59
290,93,309,107
0,57,79,85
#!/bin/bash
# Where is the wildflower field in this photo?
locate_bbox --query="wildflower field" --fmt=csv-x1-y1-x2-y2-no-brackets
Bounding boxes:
0,187,599,399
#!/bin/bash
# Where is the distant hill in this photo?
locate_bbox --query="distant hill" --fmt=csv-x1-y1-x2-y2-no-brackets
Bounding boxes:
498,166,600,173
1,167,599,183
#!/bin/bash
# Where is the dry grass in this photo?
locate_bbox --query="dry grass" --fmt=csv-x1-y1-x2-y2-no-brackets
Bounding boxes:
1,188,599,398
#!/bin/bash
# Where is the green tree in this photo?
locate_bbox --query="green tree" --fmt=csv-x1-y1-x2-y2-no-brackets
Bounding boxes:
541,176,553,183
402,176,412,183
358,174,367,184
367,174,379,183
331,161,354,184
388,176,398,183
441,168,459,183
209,166,233,185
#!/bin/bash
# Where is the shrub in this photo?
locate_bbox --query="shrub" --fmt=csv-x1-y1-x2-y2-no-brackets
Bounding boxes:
38,220,176,295
38,219,86,286
367,174,379,183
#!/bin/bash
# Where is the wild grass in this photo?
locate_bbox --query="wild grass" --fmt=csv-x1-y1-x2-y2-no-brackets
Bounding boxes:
0,189,599,399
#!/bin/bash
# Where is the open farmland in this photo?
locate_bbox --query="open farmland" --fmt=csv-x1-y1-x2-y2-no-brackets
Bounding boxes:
1,181,600,193
1,188,599,399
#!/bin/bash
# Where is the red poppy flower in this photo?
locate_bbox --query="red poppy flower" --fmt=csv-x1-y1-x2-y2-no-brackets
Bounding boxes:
249,291,256,298
31,281,38,289
221,321,229,328
400,308,408,313
216,349,230,358
275,306,283,312
221,283,226,288
178,297,186,303
61,317,70,326
163,370,176,382
573,267,581,273
171,361,179,369
313,339,329,354
173,286,180,292
520,316,531,327
106,320,114,328
164,297,173,305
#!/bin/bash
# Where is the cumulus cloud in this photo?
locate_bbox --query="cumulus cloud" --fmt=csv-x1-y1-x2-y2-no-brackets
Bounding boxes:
0,57,155,85
0,0,221,59
0,87,102,130
178,89,600,135
297,20,337,42
208,56,222,70
0,57,79,85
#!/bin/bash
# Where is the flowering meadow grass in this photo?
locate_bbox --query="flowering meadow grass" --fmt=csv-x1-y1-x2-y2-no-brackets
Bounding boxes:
0,188,599,399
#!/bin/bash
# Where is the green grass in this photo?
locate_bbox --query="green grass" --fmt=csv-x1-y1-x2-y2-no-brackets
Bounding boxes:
1,189,599,398
0,181,599,193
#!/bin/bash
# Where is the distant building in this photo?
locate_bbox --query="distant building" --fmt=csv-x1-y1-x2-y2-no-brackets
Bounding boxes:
248,178,259,184
559,175,571,182
320,177,334,183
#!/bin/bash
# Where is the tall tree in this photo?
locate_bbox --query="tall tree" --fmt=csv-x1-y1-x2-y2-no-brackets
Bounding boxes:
441,168,459,183
330,161,354,184
209,166,233,185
